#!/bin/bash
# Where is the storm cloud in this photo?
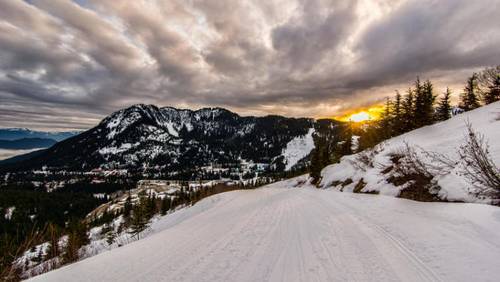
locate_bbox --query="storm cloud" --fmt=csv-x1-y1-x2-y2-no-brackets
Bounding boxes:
0,0,499,130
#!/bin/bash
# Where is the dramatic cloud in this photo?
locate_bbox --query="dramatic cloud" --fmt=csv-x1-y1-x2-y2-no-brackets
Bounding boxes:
0,0,499,130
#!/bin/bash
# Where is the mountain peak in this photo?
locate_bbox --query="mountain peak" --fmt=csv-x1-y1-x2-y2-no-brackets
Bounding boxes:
1,103,317,173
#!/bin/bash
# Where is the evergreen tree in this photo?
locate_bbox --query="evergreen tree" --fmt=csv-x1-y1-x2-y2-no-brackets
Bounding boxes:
477,65,500,104
460,73,481,111
392,91,403,135
379,97,394,139
401,88,415,132
62,221,88,264
160,197,171,215
435,88,452,121
127,197,150,240
483,74,500,104
421,80,436,125
338,123,353,156
412,78,435,127
123,194,132,219
413,77,425,127
310,138,326,185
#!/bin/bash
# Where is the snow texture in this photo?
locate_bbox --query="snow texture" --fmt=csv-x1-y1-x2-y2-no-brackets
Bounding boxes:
29,184,500,282
281,128,315,171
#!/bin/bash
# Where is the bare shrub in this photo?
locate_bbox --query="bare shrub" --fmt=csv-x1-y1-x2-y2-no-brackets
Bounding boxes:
386,143,441,202
395,143,435,179
457,122,500,199
1,226,46,281
351,143,384,171
419,147,457,176
352,151,373,170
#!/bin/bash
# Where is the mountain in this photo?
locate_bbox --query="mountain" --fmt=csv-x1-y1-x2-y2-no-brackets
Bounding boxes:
0,128,79,142
0,138,57,150
1,104,332,175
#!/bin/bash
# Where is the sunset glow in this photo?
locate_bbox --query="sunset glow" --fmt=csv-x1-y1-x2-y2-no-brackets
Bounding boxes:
335,105,384,123
348,111,372,122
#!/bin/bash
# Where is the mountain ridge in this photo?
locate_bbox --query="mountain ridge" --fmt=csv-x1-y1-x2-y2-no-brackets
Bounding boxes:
0,104,336,178
0,128,79,142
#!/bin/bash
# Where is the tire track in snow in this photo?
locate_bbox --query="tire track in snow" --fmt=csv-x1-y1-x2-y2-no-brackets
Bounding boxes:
312,189,443,282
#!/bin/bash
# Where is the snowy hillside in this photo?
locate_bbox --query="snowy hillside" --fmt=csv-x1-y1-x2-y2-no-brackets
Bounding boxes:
281,128,315,171
320,101,500,203
28,183,500,282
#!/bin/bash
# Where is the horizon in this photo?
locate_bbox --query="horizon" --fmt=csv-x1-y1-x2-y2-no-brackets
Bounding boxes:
1,0,499,131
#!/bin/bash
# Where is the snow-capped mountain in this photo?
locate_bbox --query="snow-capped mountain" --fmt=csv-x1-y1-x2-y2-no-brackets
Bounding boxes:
1,104,326,174
0,128,79,142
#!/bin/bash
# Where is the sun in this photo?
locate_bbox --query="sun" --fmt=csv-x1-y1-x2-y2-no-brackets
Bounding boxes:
333,105,384,123
348,111,372,122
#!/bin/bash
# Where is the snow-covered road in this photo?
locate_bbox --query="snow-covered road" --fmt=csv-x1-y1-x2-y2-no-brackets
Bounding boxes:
30,186,500,282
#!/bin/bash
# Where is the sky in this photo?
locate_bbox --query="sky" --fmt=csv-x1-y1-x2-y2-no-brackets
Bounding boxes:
0,0,499,131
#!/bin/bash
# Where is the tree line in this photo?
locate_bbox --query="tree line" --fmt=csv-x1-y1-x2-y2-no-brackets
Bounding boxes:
310,66,500,184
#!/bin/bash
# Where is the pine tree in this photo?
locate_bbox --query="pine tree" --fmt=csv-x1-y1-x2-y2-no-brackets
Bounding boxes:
392,91,403,135
401,87,415,132
310,137,326,185
483,74,500,104
127,197,150,240
123,194,132,219
460,73,481,111
379,97,393,139
413,77,425,127
421,80,436,125
160,197,171,215
63,221,88,264
435,88,452,121
477,65,500,104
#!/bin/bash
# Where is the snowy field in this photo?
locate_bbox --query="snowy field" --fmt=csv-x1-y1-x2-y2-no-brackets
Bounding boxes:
30,183,500,282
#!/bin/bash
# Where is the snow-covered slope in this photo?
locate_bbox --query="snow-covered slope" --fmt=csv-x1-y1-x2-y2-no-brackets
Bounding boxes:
281,128,315,171
29,184,500,282
320,101,500,203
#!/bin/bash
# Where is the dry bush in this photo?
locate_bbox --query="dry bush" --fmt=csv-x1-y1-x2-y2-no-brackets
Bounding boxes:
1,226,47,281
386,143,441,202
457,122,500,199
395,142,434,179
418,147,457,176
397,121,499,202
351,143,384,171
